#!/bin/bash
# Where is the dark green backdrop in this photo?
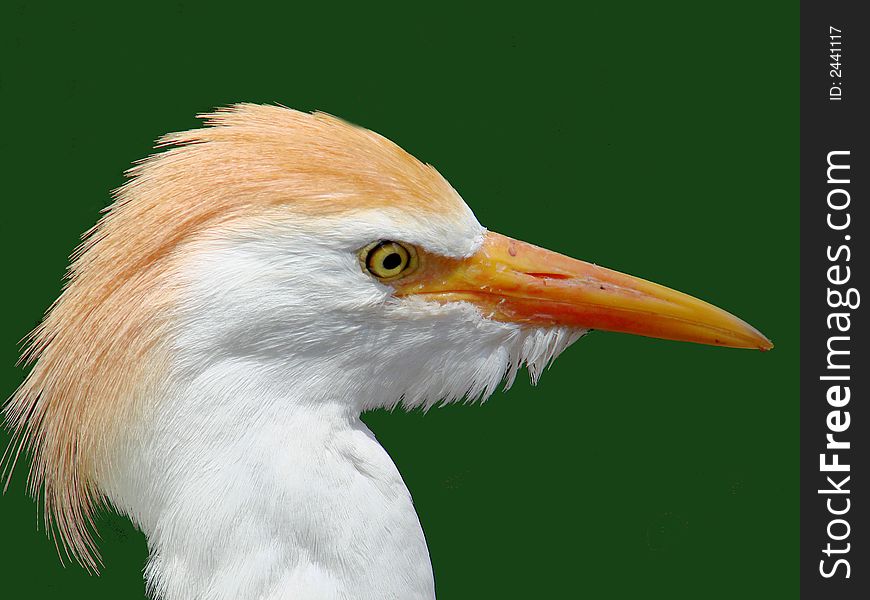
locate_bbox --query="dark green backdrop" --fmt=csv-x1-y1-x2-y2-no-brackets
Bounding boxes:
0,3,796,598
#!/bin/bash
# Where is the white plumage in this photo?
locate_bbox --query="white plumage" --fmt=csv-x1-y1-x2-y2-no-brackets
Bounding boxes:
111,220,582,599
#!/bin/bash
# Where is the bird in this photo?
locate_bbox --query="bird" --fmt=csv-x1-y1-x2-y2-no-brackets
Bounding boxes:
2,104,771,600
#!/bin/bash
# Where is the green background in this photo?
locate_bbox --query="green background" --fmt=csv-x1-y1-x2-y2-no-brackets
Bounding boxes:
0,2,796,598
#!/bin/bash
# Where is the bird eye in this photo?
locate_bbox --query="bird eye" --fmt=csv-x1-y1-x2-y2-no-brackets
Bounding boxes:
359,240,418,281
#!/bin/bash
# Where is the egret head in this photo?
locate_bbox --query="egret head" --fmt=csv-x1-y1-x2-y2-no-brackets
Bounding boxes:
3,104,770,570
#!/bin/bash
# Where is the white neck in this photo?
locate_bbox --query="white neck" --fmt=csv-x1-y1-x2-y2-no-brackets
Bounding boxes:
105,361,435,600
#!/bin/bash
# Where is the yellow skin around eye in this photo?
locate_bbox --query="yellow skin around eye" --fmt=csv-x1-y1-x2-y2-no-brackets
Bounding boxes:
359,241,419,281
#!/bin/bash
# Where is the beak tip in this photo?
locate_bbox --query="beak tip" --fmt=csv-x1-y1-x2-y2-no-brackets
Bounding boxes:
711,319,773,351
743,327,773,352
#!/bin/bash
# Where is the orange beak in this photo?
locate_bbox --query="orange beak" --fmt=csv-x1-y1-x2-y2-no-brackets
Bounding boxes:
394,231,772,350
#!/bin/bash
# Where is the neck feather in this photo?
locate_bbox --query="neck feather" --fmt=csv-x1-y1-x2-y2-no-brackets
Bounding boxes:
103,361,436,600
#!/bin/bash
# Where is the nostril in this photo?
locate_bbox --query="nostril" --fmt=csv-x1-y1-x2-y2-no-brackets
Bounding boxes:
524,272,571,280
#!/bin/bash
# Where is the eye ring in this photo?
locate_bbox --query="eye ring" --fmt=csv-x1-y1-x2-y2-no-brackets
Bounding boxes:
359,240,418,281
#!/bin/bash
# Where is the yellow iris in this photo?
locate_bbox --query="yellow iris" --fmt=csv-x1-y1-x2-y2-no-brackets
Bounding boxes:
360,241,418,281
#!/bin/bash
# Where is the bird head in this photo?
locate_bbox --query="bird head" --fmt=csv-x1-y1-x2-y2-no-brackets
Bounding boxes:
3,104,771,569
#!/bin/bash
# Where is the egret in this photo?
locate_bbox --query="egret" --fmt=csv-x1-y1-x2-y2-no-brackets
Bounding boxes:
3,104,771,599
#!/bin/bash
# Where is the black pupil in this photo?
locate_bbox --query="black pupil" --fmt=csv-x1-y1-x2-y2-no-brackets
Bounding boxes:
382,251,403,270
